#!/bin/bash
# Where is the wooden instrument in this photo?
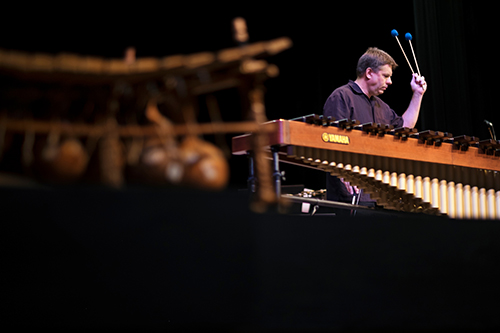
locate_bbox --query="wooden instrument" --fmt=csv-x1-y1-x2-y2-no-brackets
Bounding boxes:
232,115,500,219
0,28,292,189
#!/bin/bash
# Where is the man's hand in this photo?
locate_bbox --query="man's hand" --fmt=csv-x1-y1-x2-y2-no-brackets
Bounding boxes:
402,74,427,128
411,73,427,96
340,178,360,195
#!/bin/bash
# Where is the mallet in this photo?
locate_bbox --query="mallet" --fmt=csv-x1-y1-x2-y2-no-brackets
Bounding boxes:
391,29,414,74
405,32,421,76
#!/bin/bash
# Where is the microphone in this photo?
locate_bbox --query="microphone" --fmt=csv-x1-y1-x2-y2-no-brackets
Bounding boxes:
484,119,497,140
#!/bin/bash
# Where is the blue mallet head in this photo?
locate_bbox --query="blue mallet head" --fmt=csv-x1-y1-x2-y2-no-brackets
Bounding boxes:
391,29,399,37
405,33,413,41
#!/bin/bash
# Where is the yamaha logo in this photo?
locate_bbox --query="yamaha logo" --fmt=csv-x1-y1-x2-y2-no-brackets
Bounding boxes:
322,133,350,145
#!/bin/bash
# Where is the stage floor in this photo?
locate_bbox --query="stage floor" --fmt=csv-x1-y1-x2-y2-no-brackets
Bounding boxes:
3,186,500,331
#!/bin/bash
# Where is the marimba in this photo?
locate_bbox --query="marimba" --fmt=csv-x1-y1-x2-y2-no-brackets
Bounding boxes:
232,115,500,219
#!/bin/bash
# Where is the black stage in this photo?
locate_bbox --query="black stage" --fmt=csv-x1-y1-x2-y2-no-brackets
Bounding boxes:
3,186,500,331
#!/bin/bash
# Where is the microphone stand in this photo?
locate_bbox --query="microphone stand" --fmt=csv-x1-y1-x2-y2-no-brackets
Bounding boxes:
484,119,497,141
485,119,497,141
489,127,496,141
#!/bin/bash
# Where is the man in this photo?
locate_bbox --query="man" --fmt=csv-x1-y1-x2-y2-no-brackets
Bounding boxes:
323,47,427,204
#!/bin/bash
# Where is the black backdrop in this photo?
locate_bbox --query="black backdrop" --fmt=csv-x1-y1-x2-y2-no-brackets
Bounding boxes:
4,2,500,331
0,1,496,189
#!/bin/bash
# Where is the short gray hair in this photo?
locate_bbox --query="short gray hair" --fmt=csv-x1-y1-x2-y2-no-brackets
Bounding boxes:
356,47,398,77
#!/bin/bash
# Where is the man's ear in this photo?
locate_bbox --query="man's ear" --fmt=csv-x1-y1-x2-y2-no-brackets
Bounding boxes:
365,67,373,80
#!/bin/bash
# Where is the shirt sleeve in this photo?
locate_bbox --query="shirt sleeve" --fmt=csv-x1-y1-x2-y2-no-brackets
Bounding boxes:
375,97,404,127
323,91,351,120
388,108,404,127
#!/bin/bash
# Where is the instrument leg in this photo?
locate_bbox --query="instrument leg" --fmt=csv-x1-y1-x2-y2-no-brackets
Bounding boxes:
271,145,282,198
247,151,256,193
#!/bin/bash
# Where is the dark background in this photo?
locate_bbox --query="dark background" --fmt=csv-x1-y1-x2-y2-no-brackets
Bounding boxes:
4,2,500,331
2,0,496,190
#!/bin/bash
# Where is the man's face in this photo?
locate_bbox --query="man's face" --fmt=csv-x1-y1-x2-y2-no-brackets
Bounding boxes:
368,64,393,96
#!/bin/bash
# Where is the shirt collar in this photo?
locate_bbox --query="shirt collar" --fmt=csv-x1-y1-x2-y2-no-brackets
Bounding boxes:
348,80,374,100
348,80,364,95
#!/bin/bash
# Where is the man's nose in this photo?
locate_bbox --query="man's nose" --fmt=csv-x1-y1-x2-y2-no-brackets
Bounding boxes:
387,77,392,85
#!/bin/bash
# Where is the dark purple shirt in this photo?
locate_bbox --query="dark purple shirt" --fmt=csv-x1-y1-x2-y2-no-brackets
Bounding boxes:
322,80,403,204
323,80,404,127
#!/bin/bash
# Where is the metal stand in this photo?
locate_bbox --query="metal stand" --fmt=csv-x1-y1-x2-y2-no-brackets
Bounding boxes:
247,151,257,193
246,145,283,201
271,145,282,199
